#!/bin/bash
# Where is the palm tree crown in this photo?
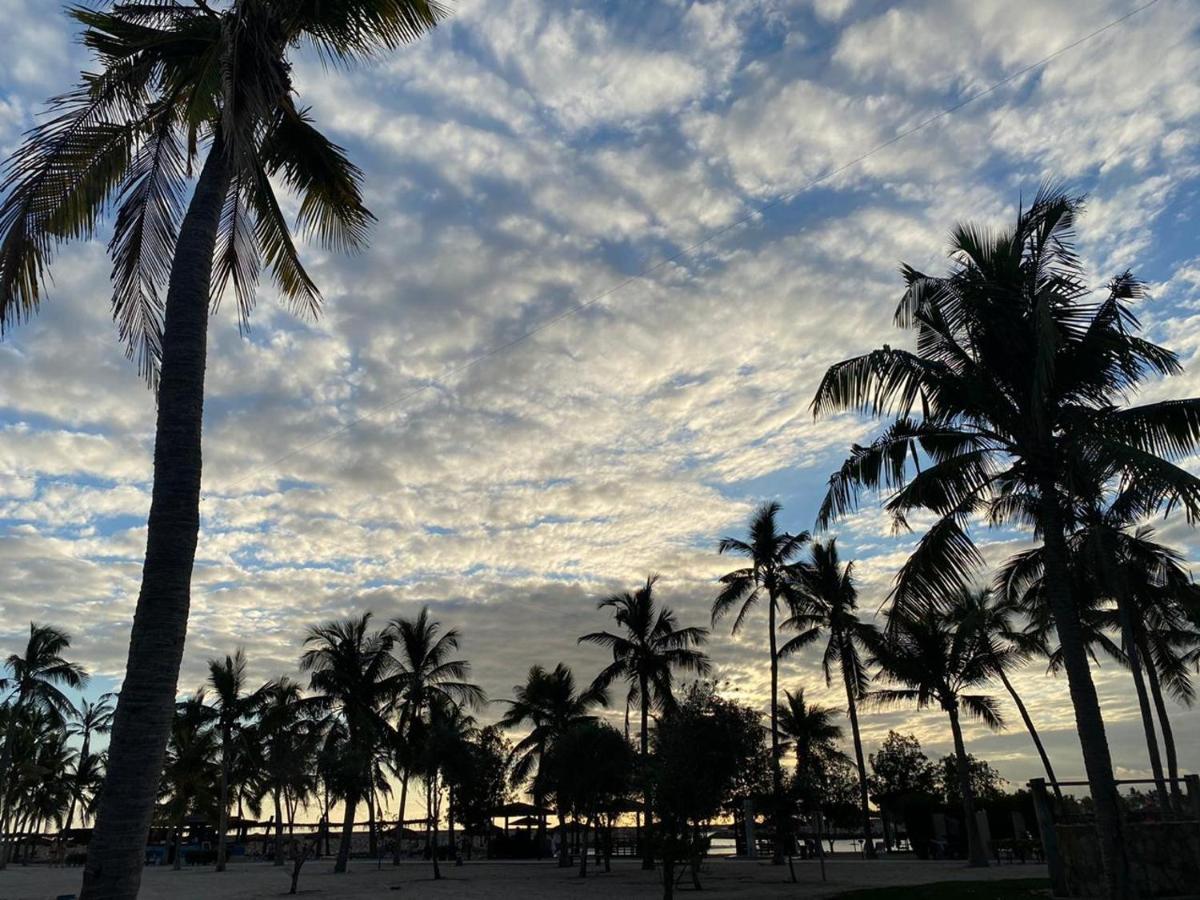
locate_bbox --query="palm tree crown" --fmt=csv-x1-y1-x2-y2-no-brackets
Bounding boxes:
1,623,88,721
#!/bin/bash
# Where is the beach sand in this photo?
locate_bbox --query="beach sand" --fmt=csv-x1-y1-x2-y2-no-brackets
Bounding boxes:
2,856,1047,899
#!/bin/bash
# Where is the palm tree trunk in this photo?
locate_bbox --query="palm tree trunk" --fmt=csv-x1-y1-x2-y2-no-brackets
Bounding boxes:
217,724,230,871
947,704,988,868
173,817,183,871
1117,599,1169,807
1038,489,1130,898
335,791,357,874
578,816,589,878
997,669,1062,802
0,705,21,868
557,800,570,868
640,671,654,870
841,644,876,860
367,787,377,858
81,138,232,900
1142,646,1184,810
429,778,441,881
395,770,409,864
768,595,784,866
273,790,284,867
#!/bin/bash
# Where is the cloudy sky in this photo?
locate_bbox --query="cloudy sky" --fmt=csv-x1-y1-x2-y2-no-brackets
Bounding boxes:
3,0,1200,809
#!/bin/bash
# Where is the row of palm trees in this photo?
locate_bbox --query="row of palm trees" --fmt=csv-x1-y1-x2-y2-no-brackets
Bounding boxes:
4,480,1195,880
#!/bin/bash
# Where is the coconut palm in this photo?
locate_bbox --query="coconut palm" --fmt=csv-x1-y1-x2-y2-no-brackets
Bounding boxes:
579,574,710,869
781,539,878,859
0,623,87,867
711,501,808,865
251,677,311,866
0,3,445,890
158,692,220,871
811,187,1200,896
499,663,607,867
410,697,476,880
777,689,844,782
1001,513,1198,807
950,589,1062,800
300,613,398,873
206,648,259,871
62,694,116,836
867,604,1006,868
387,607,484,861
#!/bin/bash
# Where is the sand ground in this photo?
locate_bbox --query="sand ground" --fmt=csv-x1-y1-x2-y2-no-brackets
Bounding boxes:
2,856,1048,899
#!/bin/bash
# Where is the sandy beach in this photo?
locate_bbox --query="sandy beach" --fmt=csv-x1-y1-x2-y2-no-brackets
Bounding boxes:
2,857,1048,900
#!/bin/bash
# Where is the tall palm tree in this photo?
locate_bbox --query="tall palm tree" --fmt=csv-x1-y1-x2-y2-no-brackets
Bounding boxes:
811,187,1200,897
499,663,606,868
63,694,116,836
387,607,484,861
782,539,878,859
254,676,318,866
951,589,1062,800
711,501,808,865
867,604,1006,868
1001,514,1198,806
0,4,445,892
158,692,219,871
411,697,476,880
0,623,87,867
206,648,258,871
300,613,398,874
579,574,710,869
777,689,843,780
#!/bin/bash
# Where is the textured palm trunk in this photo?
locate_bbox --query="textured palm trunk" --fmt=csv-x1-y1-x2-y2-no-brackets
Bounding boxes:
395,769,409,864
1142,647,1184,810
767,595,784,865
1117,600,1169,807
557,799,570,867
1039,489,1131,898
429,778,441,881
335,790,357,873
947,704,988,867
997,669,1061,801
217,723,230,871
273,790,284,867
366,787,377,858
640,671,654,870
81,140,230,900
172,819,183,871
841,641,875,860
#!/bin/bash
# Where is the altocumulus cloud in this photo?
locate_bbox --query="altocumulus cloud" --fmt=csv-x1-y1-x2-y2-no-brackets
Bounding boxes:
2,0,1200,796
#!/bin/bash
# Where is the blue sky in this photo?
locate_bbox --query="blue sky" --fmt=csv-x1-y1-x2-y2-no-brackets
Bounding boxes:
2,0,1200,807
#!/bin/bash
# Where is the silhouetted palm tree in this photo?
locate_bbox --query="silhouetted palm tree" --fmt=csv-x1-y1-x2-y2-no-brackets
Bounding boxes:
711,501,807,865
782,539,878,858
300,613,398,873
499,663,606,867
0,623,87,867
387,607,484,861
159,692,219,871
580,574,710,869
0,3,445,890
811,187,1200,896
950,589,1061,800
253,677,315,866
206,648,258,871
777,689,843,779
411,697,476,880
63,694,116,835
868,604,1006,868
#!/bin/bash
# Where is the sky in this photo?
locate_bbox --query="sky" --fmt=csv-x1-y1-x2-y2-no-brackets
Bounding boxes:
2,0,1200,810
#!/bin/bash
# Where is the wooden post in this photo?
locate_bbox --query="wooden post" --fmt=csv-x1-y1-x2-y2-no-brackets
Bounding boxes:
1030,779,1068,897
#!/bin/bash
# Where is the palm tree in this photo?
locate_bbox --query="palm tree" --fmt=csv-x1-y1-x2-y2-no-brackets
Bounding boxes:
777,689,844,782
158,693,219,871
0,3,445,891
206,649,258,871
782,539,878,859
63,694,116,836
499,663,607,867
411,697,476,880
811,187,1200,897
250,677,307,866
387,608,484,862
951,589,1062,800
0,623,87,867
579,574,710,869
300,613,398,874
867,604,1006,868
711,501,808,865
1001,514,1198,807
